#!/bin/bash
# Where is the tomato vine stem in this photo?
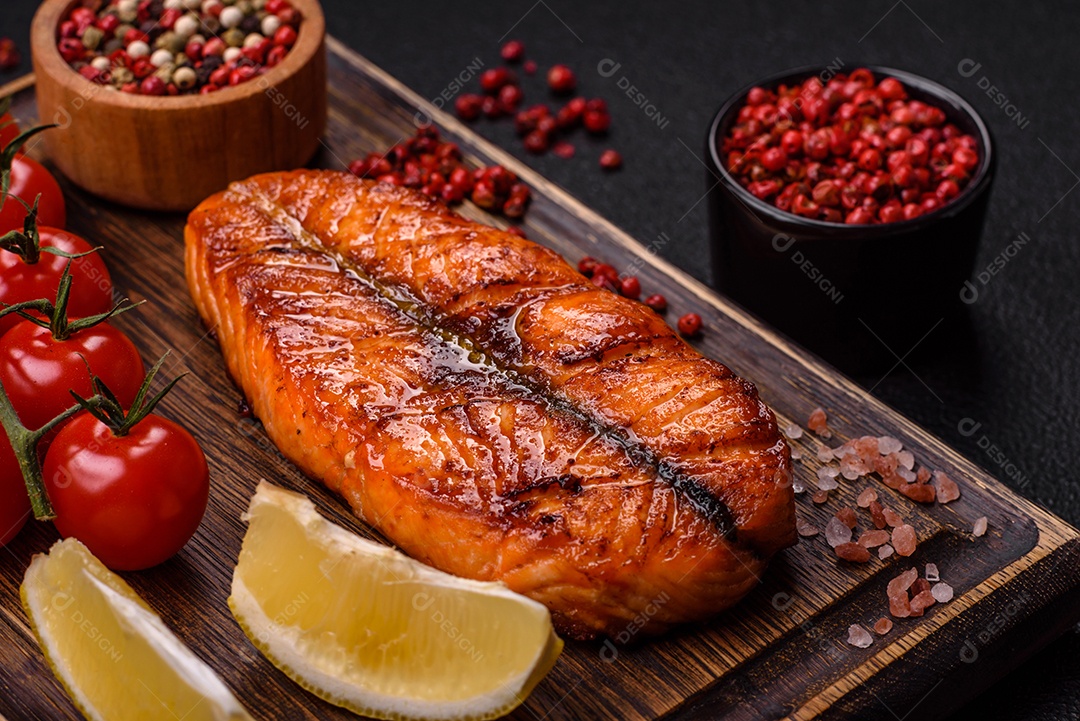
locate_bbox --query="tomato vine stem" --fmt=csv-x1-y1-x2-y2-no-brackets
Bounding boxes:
0,379,97,520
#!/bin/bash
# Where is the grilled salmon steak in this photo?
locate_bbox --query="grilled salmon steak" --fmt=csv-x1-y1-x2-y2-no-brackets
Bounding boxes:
185,170,796,640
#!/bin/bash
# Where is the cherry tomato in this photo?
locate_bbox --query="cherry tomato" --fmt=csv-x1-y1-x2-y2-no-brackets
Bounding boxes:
0,320,142,432
0,113,19,152
0,434,29,547
43,412,209,570
0,227,112,337
0,155,65,233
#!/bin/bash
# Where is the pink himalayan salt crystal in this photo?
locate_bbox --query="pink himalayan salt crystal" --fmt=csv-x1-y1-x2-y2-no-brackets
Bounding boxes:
825,517,853,548
869,501,887,529
859,530,891,548
812,490,830,504
909,590,937,616
847,624,874,648
882,507,904,528
878,544,895,560
931,582,955,603
889,591,911,618
881,471,906,490
878,436,903,455
873,453,899,477
857,488,878,508
874,617,893,635
899,482,936,504
892,524,918,556
791,448,803,461
916,466,932,483
784,422,804,440
818,465,841,479
835,507,858,529
854,436,880,462
840,455,870,480
935,471,961,504
925,563,940,582
835,542,872,562
816,446,835,462
911,578,931,596
796,517,819,537
817,466,840,491
807,407,831,437
817,477,840,492
973,516,989,537
887,567,919,597
897,450,915,470
896,467,917,483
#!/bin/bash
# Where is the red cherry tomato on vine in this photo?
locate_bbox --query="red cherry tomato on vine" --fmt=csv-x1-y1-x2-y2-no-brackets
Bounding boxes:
0,320,142,432
0,227,112,337
0,434,29,547
0,156,65,233
0,114,19,152
43,412,210,571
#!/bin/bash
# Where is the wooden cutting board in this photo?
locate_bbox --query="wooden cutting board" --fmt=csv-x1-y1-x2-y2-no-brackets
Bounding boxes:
1,38,1077,721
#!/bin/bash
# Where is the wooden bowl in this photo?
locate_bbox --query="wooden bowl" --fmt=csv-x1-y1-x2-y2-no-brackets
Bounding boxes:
30,0,327,212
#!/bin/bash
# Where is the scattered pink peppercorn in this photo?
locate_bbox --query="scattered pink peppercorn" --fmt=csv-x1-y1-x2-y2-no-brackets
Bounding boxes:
547,64,576,94
349,126,533,221
0,38,20,72
500,40,525,63
523,130,549,154
481,95,502,118
552,141,575,159
619,276,641,299
584,109,611,134
455,94,484,121
498,84,523,112
599,149,622,170
677,313,703,337
644,294,667,313
480,68,515,94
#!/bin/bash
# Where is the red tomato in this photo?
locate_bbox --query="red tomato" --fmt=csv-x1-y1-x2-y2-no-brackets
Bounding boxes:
0,113,18,151
43,412,209,570
0,433,29,547
0,227,112,337
0,155,65,233
0,321,143,432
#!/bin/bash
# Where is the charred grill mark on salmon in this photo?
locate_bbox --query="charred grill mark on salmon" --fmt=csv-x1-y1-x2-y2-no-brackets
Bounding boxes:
186,170,796,639
242,182,742,539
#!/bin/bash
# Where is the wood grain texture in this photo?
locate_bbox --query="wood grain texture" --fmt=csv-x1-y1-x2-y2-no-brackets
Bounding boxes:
1,38,1078,720
28,0,327,212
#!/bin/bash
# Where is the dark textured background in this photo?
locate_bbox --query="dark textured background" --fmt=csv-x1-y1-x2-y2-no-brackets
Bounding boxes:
2,1,1078,719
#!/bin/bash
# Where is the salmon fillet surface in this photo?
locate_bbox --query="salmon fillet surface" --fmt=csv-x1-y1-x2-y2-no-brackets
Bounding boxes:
185,170,796,639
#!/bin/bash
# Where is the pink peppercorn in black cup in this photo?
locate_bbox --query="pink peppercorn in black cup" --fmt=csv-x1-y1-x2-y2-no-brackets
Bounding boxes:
705,65,994,372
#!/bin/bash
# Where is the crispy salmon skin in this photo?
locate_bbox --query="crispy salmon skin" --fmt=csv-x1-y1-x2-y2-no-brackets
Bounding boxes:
185,170,795,639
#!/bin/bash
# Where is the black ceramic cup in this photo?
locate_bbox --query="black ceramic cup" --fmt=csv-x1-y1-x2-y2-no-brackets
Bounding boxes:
705,65,994,373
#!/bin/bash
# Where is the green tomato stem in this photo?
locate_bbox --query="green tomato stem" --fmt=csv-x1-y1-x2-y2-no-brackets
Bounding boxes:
0,262,141,342
0,378,97,520
0,195,102,267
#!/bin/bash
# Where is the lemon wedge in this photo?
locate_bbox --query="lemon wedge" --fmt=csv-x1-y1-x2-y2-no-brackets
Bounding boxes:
229,481,563,721
21,538,252,721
